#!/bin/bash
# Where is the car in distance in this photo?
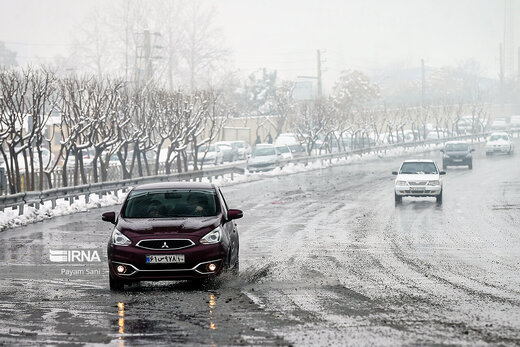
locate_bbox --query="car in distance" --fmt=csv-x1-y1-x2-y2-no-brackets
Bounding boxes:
102,182,243,290
485,132,514,156
229,140,252,160
246,144,280,172
197,144,224,165
393,159,446,204
490,117,509,131
275,144,293,159
509,115,520,132
215,142,238,162
441,141,474,169
274,133,299,146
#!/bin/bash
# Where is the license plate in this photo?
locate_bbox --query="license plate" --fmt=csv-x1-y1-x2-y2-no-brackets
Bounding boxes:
146,254,185,264
410,187,424,191
453,159,462,162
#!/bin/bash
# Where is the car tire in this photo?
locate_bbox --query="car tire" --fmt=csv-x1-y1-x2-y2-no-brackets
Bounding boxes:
436,190,443,204
231,252,240,276
394,193,402,204
109,274,125,291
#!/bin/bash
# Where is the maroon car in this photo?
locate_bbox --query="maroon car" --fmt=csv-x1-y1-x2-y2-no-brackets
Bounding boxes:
102,182,242,290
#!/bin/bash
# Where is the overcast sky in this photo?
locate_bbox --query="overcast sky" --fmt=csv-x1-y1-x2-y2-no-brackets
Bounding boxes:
0,0,517,86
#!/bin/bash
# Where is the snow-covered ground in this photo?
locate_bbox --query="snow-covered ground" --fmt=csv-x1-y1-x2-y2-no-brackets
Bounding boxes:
0,143,443,232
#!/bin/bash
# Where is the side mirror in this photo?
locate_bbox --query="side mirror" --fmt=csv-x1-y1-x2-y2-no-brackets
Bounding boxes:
102,211,116,224
227,209,243,220
439,171,447,175
392,171,398,175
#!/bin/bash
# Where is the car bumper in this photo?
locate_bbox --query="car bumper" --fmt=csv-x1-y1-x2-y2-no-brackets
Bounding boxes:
108,243,227,281
486,146,510,153
443,157,471,165
394,185,442,197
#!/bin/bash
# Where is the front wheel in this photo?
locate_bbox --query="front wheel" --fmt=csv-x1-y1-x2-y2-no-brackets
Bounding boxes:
436,190,443,204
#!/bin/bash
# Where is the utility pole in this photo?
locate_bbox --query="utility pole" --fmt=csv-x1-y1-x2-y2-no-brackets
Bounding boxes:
316,49,322,99
421,59,425,107
143,29,152,86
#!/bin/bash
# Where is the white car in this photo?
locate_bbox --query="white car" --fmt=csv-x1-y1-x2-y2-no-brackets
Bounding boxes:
197,144,224,165
509,115,520,132
275,144,293,159
229,140,251,160
490,118,509,131
393,159,445,204
485,132,514,155
275,133,299,146
246,144,281,172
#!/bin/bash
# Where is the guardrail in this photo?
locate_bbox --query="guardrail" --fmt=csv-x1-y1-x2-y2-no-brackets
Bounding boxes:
0,131,500,215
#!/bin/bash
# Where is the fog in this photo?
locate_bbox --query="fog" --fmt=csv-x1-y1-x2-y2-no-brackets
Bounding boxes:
0,0,516,93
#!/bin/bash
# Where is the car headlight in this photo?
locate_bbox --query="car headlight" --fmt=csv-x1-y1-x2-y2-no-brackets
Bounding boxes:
396,180,408,186
427,180,440,186
200,227,222,244
112,229,131,246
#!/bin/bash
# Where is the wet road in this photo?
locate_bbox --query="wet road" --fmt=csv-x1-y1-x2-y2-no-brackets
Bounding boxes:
1,144,520,346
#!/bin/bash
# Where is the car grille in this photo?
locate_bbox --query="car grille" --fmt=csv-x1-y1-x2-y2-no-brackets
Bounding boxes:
136,239,195,250
408,181,427,186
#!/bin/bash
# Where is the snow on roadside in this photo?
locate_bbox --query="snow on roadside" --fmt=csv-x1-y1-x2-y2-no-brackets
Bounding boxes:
0,142,442,232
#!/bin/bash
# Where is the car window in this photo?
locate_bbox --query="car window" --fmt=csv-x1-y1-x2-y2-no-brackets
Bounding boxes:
276,146,290,153
123,189,218,218
445,143,468,151
253,147,276,156
400,162,438,174
489,135,509,141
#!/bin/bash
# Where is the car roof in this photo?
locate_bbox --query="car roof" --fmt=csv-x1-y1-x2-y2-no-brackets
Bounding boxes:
132,182,216,191
445,141,468,145
402,159,435,163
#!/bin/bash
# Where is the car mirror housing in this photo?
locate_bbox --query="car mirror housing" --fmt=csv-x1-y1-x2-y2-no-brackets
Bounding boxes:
392,171,398,175
439,171,447,175
102,211,117,224
227,209,243,220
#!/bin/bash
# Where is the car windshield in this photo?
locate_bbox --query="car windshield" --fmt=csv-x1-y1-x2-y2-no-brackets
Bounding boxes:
276,146,289,154
253,147,275,156
200,145,216,152
445,143,468,151
489,135,508,141
289,144,304,152
400,162,438,174
123,189,218,218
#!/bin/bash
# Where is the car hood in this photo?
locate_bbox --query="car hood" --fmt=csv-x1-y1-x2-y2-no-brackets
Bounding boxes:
117,216,220,238
396,174,440,181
